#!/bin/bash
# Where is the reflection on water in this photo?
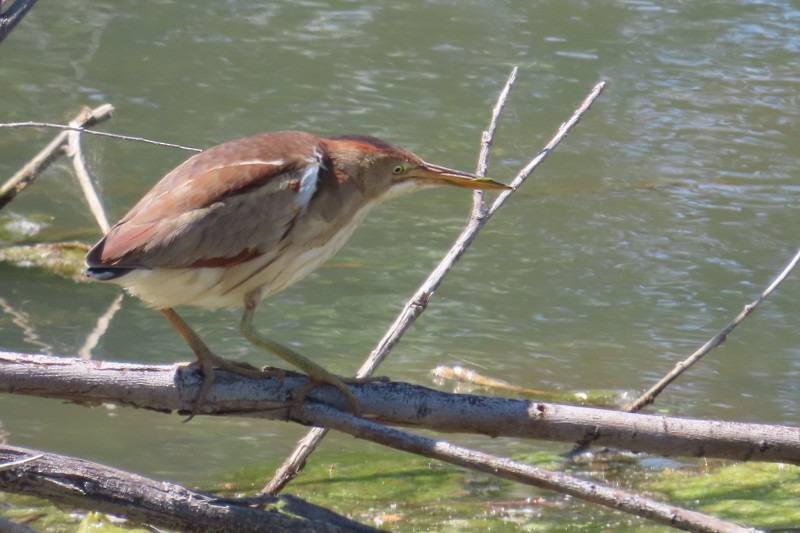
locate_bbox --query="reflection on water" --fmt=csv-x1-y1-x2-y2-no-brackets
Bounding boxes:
1,0,799,483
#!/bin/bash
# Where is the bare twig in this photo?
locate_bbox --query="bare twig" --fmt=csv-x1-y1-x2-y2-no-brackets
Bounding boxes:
486,80,606,217
263,68,521,494
626,244,800,412
0,105,115,210
263,74,607,495
67,120,110,233
301,403,757,533
0,0,38,44
0,121,201,152
367,79,605,380
78,294,123,360
0,453,42,470
473,65,518,215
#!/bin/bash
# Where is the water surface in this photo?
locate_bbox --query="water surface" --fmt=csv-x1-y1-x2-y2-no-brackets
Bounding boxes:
1,0,798,495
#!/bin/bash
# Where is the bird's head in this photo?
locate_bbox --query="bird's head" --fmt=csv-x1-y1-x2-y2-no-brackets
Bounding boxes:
322,135,510,201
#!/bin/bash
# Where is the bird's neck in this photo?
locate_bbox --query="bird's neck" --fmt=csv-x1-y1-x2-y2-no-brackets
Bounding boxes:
320,139,384,201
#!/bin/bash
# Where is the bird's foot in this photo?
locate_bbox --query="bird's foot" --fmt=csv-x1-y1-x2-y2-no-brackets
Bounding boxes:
291,373,389,416
181,354,284,421
198,352,266,379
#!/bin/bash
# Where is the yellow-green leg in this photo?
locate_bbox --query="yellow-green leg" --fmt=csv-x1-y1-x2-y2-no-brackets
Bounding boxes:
161,307,266,418
239,292,379,412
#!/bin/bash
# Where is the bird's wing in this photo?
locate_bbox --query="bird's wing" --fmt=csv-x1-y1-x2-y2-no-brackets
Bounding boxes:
87,132,327,270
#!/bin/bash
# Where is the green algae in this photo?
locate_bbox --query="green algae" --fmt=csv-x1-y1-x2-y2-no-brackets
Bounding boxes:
2,452,797,531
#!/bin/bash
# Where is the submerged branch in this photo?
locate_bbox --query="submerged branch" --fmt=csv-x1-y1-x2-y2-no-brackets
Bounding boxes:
303,403,756,533
0,444,379,533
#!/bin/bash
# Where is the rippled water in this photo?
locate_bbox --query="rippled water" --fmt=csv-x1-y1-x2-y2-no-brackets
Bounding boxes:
1,0,798,484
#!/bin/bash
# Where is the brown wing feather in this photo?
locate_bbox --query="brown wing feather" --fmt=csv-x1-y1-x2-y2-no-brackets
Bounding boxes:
87,131,324,269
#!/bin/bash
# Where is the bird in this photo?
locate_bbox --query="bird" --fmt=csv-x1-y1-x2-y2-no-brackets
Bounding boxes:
85,130,509,413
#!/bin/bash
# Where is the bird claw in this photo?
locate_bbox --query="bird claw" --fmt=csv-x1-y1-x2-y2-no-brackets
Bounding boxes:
341,375,389,384
182,357,217,423
181,356,283,422
259,365,286,385
289,378,360,416
180,354,384,421
290,373,388,416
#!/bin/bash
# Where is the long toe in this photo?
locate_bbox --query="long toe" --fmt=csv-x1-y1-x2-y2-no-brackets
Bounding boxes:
183,357,217,422
205,353,265,379
183,354,264,421
294,373,360,414
340,375,389,384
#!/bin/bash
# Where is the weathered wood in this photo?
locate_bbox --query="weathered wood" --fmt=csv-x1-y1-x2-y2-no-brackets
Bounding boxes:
1,351,797,466
0,444,379,533
304,403,757,533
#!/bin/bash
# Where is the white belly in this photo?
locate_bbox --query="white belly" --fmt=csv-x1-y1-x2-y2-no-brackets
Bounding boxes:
113,203,374,310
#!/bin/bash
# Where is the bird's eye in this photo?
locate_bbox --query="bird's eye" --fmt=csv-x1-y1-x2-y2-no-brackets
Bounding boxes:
392,164,405,175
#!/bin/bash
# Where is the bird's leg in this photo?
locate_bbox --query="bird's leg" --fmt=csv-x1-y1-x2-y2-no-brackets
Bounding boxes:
160,307,266,416
239,291,385,413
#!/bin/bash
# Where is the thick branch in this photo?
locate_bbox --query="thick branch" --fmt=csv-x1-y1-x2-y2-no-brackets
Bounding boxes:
0,444,379,533
1,352,796,465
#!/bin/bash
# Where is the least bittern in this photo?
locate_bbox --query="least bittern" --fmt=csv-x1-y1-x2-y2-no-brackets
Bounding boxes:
86,130,508,412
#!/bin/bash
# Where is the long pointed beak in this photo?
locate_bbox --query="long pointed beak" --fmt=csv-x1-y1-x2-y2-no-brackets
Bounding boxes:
415,162,511,190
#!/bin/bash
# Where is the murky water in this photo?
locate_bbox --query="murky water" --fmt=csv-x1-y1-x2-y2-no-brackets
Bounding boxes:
1,0,798,490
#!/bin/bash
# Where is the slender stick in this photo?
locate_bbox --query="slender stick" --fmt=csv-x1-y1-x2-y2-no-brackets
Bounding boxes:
301,403,757,533
262,68,521,495
0,453,42,470
486,80,607,217
262,74,607,495
625,244,800,412
0,121,201,152
361,80,607,379
472,65,518,215
0,104,115,210
359,72,555,380
67,119,110,233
